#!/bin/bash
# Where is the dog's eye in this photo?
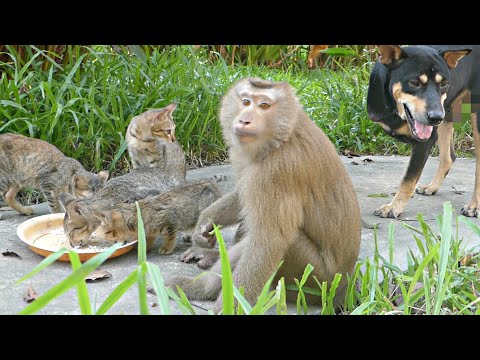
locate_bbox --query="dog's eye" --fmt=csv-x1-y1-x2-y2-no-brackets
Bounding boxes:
440,80,449,89
409,80,420,88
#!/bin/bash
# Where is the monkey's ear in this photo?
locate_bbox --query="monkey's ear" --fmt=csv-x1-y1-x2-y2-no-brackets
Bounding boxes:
439,48,472,69
378,45,407,67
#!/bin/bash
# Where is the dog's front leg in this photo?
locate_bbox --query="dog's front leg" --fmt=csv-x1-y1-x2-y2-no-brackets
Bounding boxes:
417,120,455,196
374,136,437,218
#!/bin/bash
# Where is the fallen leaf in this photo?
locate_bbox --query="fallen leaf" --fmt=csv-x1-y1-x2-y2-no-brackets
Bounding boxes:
367,193,389,198
452,185,465,195
459,253,478,267
351,161,359,165
342,150,360,158
2,250,21,259
85,269,112,282
363,158,374,163
24,284,38,303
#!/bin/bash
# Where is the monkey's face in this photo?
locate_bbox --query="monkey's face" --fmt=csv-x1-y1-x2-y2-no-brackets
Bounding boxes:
220,78,299,151
232,89,274,144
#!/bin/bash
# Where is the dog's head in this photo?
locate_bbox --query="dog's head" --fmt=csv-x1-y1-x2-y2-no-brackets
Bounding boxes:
367,45,471,142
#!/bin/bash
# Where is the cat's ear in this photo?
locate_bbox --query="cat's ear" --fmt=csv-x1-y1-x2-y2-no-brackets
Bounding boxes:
126,216,137,231
59,192,76,208
70,174,87,197
164,103,177,114
93,211,111,225
98,170,109,183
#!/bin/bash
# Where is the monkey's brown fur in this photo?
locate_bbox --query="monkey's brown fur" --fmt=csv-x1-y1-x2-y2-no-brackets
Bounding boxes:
166,77,361,312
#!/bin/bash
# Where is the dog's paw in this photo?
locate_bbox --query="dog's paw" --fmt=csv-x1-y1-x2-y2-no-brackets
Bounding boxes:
373,203,402,218
461,203,479,217
416,183,438,196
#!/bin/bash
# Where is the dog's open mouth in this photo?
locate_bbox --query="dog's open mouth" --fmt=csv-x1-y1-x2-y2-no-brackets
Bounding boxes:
404,104,433,141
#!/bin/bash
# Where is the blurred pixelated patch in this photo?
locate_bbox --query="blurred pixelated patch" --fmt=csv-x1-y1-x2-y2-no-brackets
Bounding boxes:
451,91,480,122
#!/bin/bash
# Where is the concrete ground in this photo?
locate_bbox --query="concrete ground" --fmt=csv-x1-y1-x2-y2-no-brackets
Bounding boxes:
1,156,480,315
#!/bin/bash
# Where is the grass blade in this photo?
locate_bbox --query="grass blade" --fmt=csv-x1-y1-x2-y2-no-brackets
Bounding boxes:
213,224,234,315
275,278,288,315
233,286,252,315
146,262,171,315
434,201,453,314
137,263,149,315
69,250,92,315
96,269,139,315
250,261,284,315
136,202,146,264
388,222,395,263
166,287,197,315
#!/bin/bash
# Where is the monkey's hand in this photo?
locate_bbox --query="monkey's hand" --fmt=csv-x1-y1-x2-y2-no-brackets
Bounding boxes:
179,246,220,269
191,223,217,248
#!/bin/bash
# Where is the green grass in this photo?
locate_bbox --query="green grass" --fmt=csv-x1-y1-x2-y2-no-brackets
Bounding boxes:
16,200,480,315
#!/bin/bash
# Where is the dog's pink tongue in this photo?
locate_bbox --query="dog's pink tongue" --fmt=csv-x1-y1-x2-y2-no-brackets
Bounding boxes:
415,120,433,139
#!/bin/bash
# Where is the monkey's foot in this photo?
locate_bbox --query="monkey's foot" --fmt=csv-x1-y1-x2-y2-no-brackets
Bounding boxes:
373,203,402,218
461,202,480,217
180,246,219,269
416,183,439,196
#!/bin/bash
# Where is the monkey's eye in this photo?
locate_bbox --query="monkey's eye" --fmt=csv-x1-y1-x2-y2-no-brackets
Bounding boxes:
242,98,251,106
258,102,271,110
440,80,449,89
409,80,420,88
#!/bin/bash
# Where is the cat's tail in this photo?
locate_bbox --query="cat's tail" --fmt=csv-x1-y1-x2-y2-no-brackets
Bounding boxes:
207,174,227,183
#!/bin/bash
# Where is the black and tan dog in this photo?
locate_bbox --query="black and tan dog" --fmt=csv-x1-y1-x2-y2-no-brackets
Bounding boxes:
367,45,480,218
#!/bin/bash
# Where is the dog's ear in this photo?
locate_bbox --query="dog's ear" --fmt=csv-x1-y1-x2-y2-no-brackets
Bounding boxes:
367,62,396,122
439,49,472,69
378,45,407,67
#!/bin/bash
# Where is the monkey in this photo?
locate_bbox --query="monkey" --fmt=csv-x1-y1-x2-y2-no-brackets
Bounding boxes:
165,77,362,313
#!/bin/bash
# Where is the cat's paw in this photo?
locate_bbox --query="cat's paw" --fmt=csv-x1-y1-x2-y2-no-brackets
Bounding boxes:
158,246,174,255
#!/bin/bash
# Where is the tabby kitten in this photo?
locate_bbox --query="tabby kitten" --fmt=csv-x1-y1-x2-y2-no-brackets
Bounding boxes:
126,103,186,179
0,133,108,218
89,179,224,254
59,167,187,246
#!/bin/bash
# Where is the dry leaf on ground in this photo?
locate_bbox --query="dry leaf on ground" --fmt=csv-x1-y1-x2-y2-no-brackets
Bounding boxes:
2,250,21,259
24,284,38,303
85,269,112,282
